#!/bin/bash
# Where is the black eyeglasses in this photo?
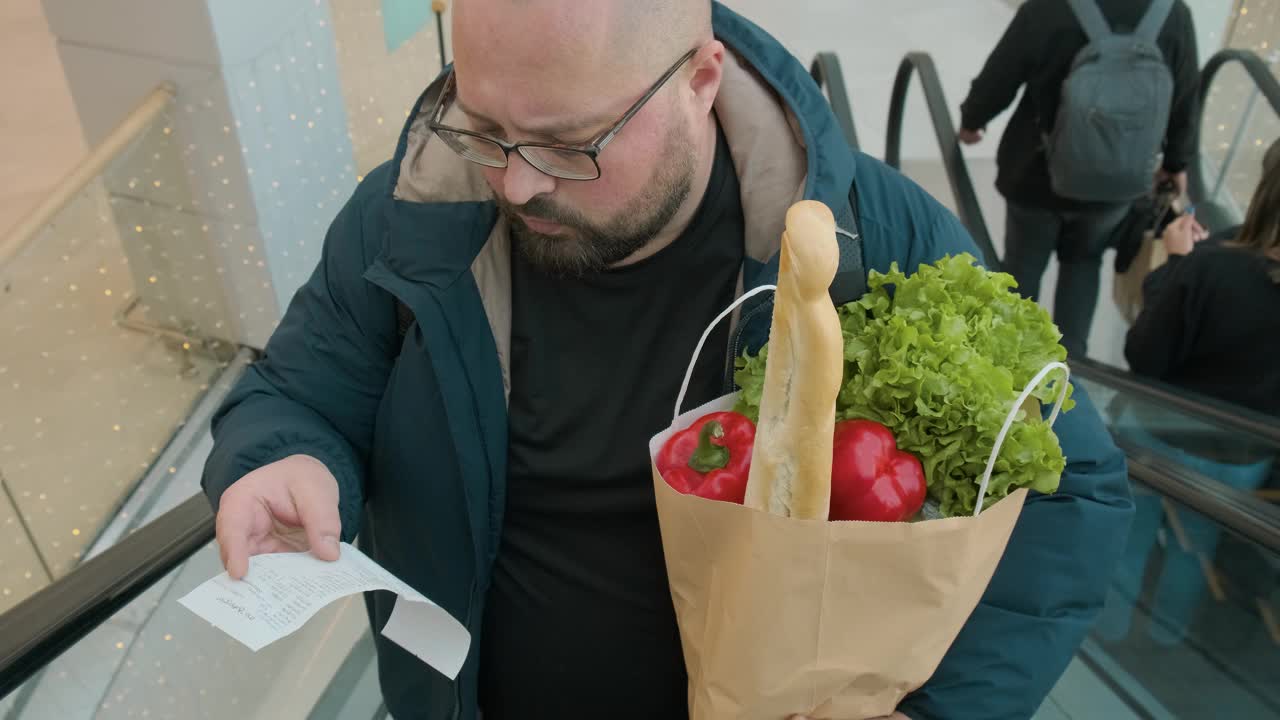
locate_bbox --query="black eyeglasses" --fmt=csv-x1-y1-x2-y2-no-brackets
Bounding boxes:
428,48,699,181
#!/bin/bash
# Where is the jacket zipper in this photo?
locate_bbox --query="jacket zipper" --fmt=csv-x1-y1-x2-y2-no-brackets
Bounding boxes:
380,276,482,720
725,297,774,393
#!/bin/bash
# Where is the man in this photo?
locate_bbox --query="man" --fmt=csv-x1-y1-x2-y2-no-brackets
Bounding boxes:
203,1,1132,718
958,0,1200,357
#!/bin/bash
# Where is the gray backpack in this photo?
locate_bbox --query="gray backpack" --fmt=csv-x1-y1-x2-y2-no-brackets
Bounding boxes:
1046,0,1176,203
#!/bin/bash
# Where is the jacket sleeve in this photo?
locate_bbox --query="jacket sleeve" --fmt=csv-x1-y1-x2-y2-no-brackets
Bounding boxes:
1162,7,1201,173
202,169,398,542
959,4,1033,132
878,202,1134,720
1124,255,1191,379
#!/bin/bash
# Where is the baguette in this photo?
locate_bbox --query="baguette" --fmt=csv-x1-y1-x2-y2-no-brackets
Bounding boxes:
743,201,843,519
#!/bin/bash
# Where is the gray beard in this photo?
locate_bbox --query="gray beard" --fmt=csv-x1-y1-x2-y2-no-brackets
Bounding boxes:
499,124,697,277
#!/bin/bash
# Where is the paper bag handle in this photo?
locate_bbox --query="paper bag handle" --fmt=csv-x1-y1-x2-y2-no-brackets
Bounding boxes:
673,284,777,422
973,361,1071,517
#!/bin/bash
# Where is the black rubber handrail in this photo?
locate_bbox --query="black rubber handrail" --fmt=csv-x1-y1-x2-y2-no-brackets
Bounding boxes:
1122,439,1280,555
0,495,215,698
1072,356,1280,448
885,52,1000,270
810,52,860,152
1189,48,1280,204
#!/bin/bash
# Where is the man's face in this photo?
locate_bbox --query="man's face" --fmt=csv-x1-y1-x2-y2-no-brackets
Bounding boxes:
451,1,699,276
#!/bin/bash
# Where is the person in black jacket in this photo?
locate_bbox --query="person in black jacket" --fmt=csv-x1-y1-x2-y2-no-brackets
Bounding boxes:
1096,140,1280,648
1127,139,1280,418
958,0,1200,357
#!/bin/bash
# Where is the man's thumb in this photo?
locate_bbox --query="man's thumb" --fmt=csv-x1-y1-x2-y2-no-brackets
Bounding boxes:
291,483,342,561
310,531,341,561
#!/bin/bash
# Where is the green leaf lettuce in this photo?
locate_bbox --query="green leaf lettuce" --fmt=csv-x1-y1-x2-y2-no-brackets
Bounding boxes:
733,253,1073,517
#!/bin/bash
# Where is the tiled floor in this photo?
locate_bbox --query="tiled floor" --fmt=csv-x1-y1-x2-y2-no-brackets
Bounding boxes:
0,175,227,612
3,357,373,720
720,0,1018,164
0,0,239,614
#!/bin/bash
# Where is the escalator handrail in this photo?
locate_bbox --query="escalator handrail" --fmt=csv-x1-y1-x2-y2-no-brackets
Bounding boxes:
0,494,214,699
1072,356,1280,448
885,52,1001,270
809,52,861,152
1189,48,1280,204
1122,439,1280,555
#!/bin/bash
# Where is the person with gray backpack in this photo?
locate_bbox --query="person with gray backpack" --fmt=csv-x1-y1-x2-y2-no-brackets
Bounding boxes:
959,0,1200,357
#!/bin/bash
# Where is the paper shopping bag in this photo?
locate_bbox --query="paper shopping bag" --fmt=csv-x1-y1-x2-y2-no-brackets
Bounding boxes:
649,396,1026,720
647,288,1070,719
1113,230,1170,325
1113,192,1180,325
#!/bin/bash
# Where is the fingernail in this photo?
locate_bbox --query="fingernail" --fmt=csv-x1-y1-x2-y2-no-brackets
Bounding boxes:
322,535,339,547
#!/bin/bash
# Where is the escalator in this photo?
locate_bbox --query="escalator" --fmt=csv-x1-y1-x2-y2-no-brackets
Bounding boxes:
0,46,1278,720
856,49,1280,718
1188,48,1280,236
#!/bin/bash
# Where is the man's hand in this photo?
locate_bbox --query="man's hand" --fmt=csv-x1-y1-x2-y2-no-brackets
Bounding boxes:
958,128,984,145
788,707,911,712
790,714,908,720
1160,213,1209,256
1156,168,1189,197
215,454,342,579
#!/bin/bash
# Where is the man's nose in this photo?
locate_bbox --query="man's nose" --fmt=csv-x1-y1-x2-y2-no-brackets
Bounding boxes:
501,152,557,206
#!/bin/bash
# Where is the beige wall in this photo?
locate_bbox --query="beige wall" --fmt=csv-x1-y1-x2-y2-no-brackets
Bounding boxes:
0,0,86,237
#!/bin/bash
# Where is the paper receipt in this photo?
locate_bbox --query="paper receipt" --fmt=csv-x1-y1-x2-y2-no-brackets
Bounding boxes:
178,542,470,679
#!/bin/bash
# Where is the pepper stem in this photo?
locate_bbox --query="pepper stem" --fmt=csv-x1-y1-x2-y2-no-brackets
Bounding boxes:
688,421,730,473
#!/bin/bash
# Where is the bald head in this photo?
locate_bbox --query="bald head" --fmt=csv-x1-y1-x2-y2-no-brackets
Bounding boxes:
611,0,713,73
454,0,711,79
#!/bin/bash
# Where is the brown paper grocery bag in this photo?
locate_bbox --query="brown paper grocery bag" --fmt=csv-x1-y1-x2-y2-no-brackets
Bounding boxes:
1113,194,1180,325
649,288,1070,720
1113,231,1170,325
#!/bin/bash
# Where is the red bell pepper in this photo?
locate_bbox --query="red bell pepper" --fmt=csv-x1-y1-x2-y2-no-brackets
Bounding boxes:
830,419,927,522
657,411,755,504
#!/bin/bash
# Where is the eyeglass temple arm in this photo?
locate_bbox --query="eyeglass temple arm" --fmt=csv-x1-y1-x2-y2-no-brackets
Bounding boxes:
593,48,699,150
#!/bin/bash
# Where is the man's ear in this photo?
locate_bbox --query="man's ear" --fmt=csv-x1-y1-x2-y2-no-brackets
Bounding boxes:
686,40,725,116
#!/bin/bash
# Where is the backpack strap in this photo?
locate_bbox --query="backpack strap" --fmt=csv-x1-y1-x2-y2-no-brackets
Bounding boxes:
829,179,868,306
1065,0,1115,44
1134,0,1175,43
